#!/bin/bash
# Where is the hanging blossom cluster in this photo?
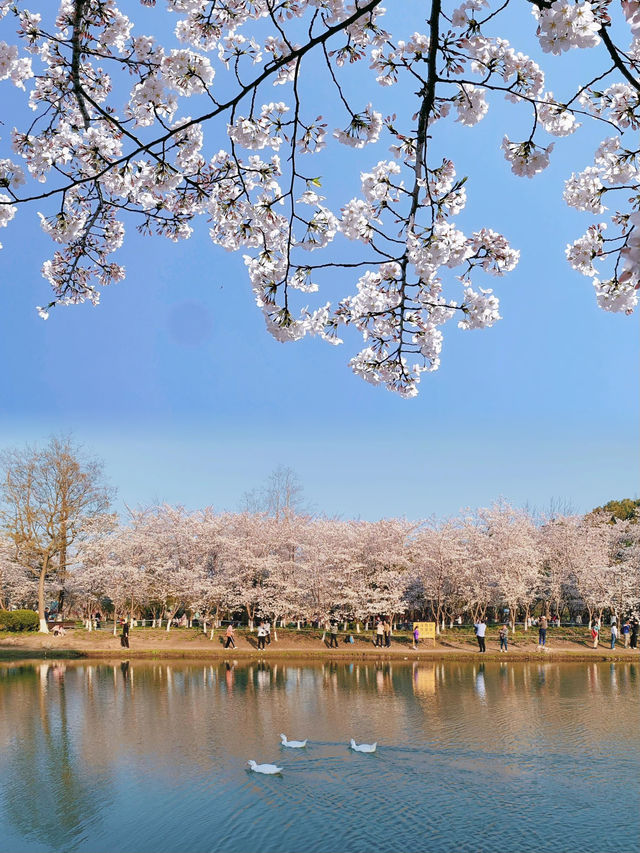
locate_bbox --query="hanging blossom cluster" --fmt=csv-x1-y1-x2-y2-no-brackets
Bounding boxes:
563,130,639,312
0,0,637,394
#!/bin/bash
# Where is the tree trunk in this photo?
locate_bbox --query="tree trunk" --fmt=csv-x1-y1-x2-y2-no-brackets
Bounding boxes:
37,556,50,634
56,527,67,615
113,612,118,636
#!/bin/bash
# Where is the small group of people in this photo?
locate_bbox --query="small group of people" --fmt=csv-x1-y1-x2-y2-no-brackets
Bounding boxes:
373,617,392,648
473,619,510,653
222,621,268,650
592,616,639,649
256,621,272,650
325,620,356,647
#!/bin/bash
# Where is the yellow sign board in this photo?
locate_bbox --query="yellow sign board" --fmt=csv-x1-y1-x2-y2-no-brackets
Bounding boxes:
413,621,436,639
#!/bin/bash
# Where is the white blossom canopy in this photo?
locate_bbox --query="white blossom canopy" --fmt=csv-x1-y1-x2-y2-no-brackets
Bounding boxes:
0,0,637,395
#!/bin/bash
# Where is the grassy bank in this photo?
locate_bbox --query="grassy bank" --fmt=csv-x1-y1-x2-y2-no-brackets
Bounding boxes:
0,624,636,663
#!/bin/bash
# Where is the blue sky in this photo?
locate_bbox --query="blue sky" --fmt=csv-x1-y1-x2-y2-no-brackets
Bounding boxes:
0,3,637,520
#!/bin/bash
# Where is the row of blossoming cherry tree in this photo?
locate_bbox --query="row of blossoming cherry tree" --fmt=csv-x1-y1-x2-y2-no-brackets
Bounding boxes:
2,500,637,633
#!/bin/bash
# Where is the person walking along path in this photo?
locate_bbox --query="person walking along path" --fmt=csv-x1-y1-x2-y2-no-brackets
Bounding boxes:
224,624,236,649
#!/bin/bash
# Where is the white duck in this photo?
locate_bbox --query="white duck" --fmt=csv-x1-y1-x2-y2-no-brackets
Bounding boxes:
280,733,308,748
247,760,283,775
350,738,377,753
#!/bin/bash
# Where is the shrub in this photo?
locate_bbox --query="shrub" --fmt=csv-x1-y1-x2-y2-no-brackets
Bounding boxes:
0,609,40,632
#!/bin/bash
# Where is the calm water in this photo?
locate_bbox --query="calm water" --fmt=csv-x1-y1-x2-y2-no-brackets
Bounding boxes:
0,659,638,853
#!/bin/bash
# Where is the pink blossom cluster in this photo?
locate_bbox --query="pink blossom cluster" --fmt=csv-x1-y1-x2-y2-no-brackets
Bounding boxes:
533,0,601,54
0,0,636,395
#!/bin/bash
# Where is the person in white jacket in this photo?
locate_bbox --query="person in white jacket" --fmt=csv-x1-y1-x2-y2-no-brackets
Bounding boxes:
474,618,487,653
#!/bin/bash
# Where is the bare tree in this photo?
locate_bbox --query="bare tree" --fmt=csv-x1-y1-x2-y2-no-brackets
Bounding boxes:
241,465,308,521
0,435,113,632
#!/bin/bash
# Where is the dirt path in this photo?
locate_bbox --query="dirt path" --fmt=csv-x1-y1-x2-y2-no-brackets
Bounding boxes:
1,626,636,662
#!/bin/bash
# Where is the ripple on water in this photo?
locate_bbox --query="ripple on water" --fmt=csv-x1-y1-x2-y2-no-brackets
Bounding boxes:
0,661,638,853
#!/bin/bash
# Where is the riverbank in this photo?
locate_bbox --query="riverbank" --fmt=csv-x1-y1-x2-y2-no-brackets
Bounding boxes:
1,625,636,662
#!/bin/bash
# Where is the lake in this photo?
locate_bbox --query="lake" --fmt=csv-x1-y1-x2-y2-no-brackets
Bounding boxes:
0,659,638,853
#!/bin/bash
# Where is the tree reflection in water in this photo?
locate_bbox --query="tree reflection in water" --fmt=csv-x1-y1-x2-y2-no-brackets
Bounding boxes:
0,663,107,848
0,660,637,853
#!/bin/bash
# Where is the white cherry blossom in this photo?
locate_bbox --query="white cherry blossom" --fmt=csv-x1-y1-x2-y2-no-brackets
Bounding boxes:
0,0,635,396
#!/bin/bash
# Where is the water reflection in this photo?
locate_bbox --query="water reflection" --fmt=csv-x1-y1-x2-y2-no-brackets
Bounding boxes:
0,660,638,853
474,663,487,701
412,663,436,697
0,663,105,851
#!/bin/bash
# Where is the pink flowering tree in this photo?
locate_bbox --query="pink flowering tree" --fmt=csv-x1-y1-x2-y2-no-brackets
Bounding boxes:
567,515,615,625
74,514,146,631
0,0,636,397
456,509,500,621
0,534,32,609
332,518,414,629
296,518,352,625
474,502,542,630
222,511,275,629
539,513,592,622
603,516,640,617
407,518,468,633
189,509,236,636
